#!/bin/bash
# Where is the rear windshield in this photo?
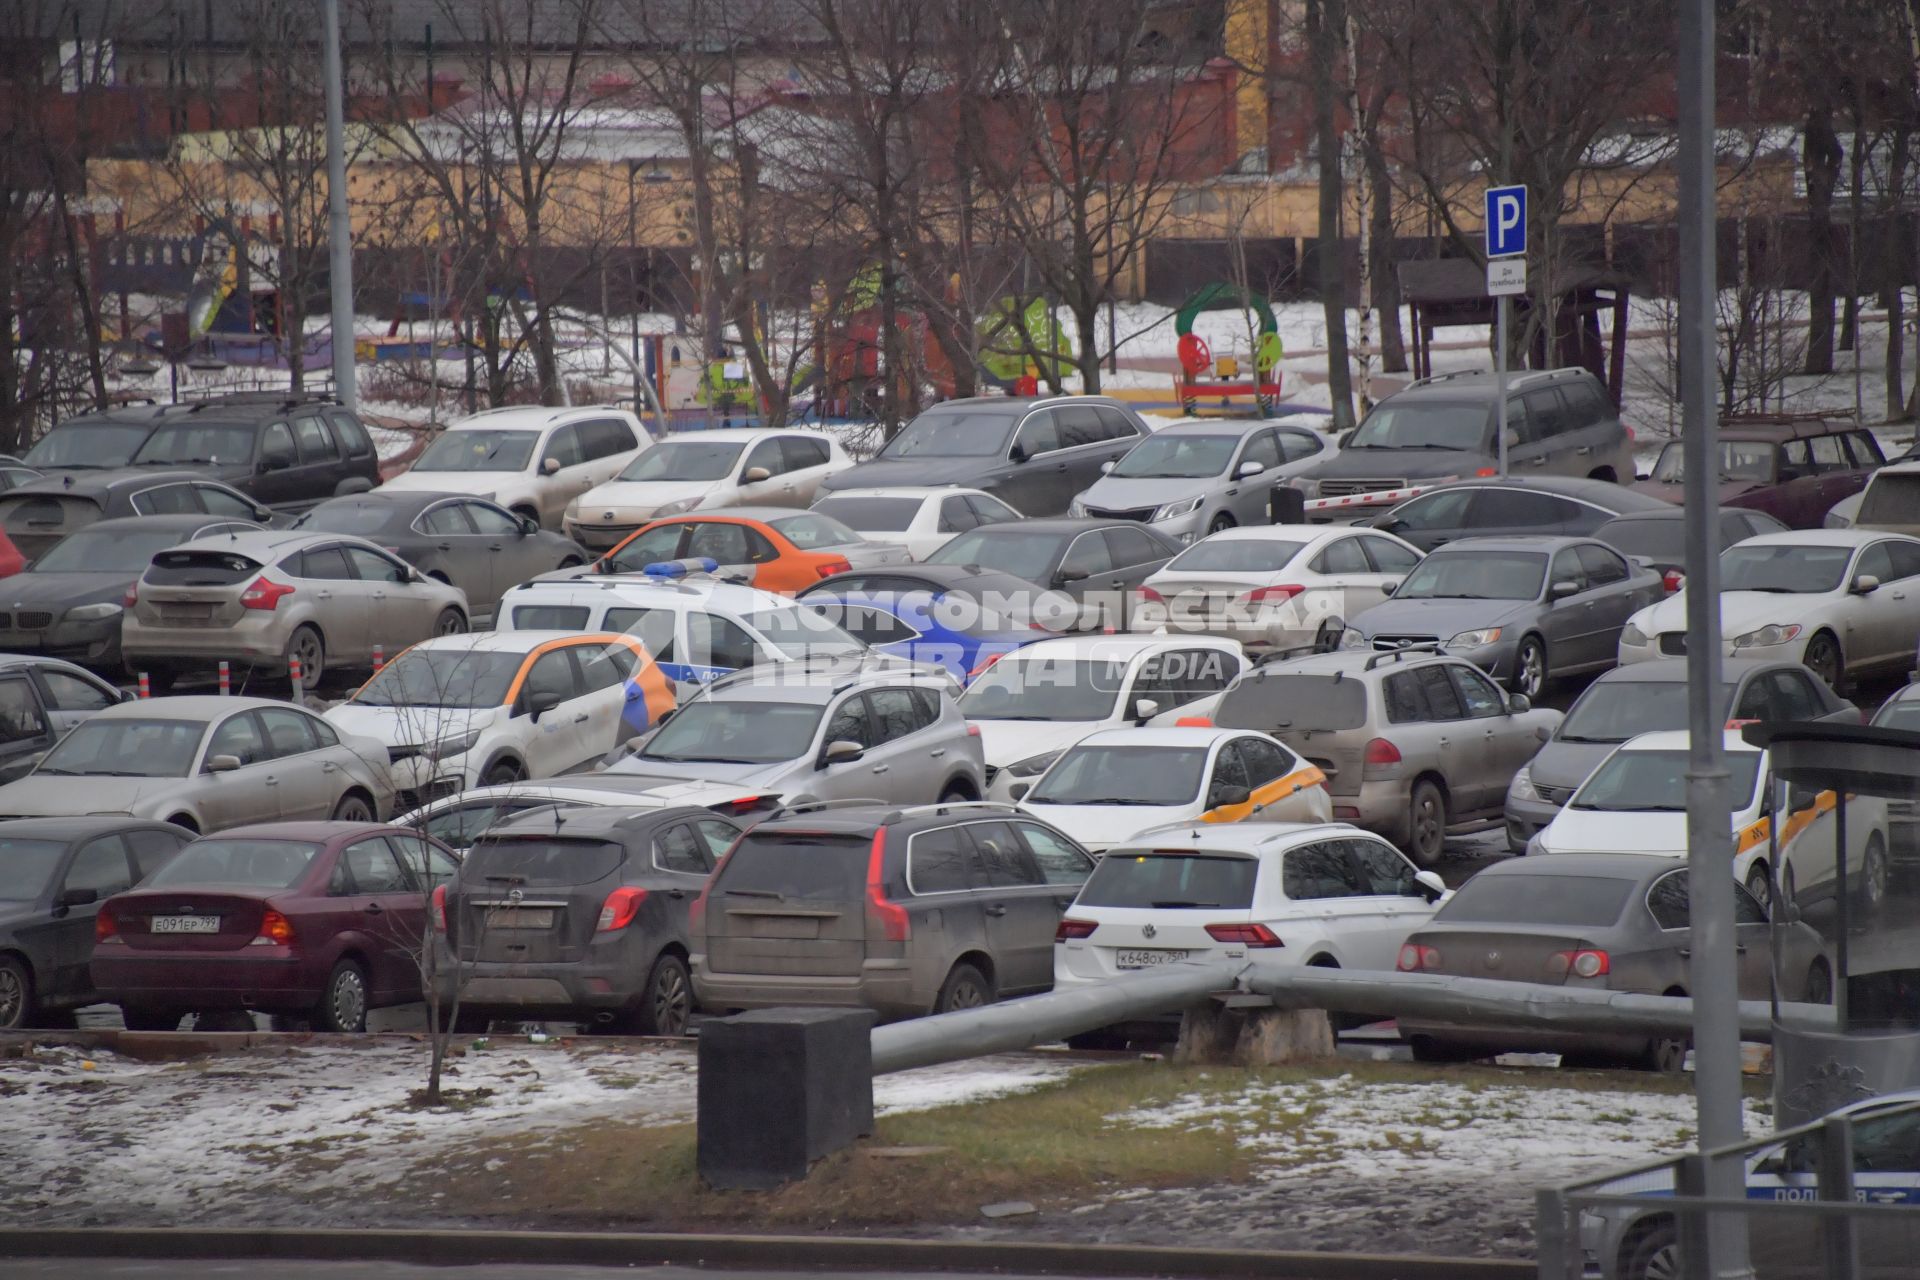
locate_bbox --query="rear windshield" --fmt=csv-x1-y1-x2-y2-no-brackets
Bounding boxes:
1860,474,1920,527
145,549,263,587
144,839,322,890
0,838,69,901
463,837,625,888
1594,517,1683,558
713,832,868,901
1077,852,1257,909
1217,673,1368,731
0,495,100,532
768,512,858,549
1435,873,1635,927
509,604,591,630
811,496,922,531
1165,539,1306,574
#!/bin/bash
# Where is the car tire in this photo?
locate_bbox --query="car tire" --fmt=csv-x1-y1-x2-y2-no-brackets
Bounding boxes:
285,624,325,688
313,959,368,1033
120,1006,182,1032
1781,862,1799,912
1512,634,1548,700
1622,1220,1680,1280
1805,958,1834,1005
1408,1036,1480,1064
1744,863,1773,916
1313,620,1343,653
1405,779,1447,869
1208,513,1235,535
1861,832,1889,914
937,785,975,805
934,962,994,1015
635,953,693,1037
0,956,33,1031
483,758,524,787
1638,1032,1690,1073
1065,1028,1133,1051
558,557,584,570
330,790,376,824
434,607,468,638
1802,631,1844,694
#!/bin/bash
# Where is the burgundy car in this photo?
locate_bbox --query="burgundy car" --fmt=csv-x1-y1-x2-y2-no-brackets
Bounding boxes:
1632,418,1884,528
92,822,460,1032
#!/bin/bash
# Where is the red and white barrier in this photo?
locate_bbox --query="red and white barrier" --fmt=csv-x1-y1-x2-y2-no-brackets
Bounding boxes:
137,672,150,700
372,644,385,673
218,661,231,695
1304,484,1434,513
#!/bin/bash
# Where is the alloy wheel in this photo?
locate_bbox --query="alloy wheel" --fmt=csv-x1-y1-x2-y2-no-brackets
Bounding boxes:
436,609,467,637
0,963,25,1029
289,628,324,684
1516,639,1546,699
945,979,986,1011
1865,836,1889,911
333,794,375,824
652,963,692,1036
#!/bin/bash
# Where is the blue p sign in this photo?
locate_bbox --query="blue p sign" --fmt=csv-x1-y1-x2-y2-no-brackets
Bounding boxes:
1486,184,1527,259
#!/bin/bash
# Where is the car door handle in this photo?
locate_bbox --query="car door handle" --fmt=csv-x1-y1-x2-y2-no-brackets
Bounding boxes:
436,543,452,552
265,776,279,786
1437,737,1450,748
322,761,337,773
666,889,687,900
1575,446,1594,456
572,713,590,724
487,543,503,552
985,904,1008,918
929,748,946,758
316,590,332,600
363,903,384,915
870,764,890,774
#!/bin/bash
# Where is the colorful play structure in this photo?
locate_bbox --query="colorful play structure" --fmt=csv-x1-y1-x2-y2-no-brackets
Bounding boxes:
1172,282,1285,417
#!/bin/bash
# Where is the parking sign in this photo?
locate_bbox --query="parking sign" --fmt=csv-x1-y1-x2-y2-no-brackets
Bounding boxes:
1486,185,1527,259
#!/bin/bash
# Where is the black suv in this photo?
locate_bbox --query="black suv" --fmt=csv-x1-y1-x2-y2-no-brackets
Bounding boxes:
433,804,745,1035
34,393,383,513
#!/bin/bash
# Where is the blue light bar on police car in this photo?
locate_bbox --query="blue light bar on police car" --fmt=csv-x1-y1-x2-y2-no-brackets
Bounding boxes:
643,557,721,577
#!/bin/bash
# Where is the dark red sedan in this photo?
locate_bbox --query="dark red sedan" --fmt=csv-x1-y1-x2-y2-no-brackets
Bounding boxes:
92,822,460,1032
1632,418,1884,528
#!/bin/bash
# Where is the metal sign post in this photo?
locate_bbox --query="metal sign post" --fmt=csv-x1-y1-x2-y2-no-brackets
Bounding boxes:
1485,186,1527,479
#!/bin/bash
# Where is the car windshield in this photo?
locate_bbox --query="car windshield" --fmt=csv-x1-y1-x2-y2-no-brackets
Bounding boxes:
351,650,523,708
878,410,1017,459
24,422,151,469
1873,697,1920,732
1393,550,1545,600
746,607,865,657
1077,852,1258,909
926,528,1061,582
1110,434,1240,479
1435,873,1635,926
297,503,403,536
143,839,322,890
131,424,260,467
37,717,204,778
0,838,68,901
810,496,921,531
1347,401,1488,451
412,430,539,473
1650,439,1776,483
618,440,742,482
1166,538,1306,574
1719,543,1855,594
1216,672,1368,731
959,656,1129,721
1572,748,1764,812
33,527,186,574
638,701,824,764
1557,681,1735,743
1026,744,1208,807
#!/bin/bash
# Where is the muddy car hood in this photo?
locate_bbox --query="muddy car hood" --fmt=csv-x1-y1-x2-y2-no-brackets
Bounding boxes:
1349,596,1538,639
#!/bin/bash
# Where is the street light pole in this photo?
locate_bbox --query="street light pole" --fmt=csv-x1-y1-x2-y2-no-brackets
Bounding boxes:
322,0,357,411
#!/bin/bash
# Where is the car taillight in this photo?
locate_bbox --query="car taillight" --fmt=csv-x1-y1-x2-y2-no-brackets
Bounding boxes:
430,883,448,933
1398,943,1442,972
1055,918,1098,941
122,583,138,609
722,795,774,816
815,557,853,579
1549,948,1610,978
596,886,648,932
1242,584,1303,604
1176,716,1213,727
865,828,910,942
966,723,981,737
969,652,1004,678
256,908,294,945
1662,569,1684,594
1204,922,1283,947
1363,737,1402,766
95,907,118,942
239,576,296,611
1474,466,1498,477
1136,586,1164,604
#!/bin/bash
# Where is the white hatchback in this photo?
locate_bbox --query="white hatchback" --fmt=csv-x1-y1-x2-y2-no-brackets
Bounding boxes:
808,486,1023,561
1054,821,1445,989
381,407,651,530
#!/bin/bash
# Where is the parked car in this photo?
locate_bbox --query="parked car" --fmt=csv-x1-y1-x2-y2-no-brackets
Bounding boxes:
1362,476,1672,553
397,775,759,852
0,817,193,1028
573,509,909,593
1395,854,1829,1069
23,403,170,471
91,822,460,1031
1869,684,1920,866
1055,821,1445,993
1013,725,1330,852
1504,657,1853,852
381,406,652,529
606,664,983,807
324,631,676,804
125,393,382,512
1211,647,1562,866
809,486,1022,561
0,514,263,669
0,465,41,492
1828,456,1920,533
925,517,1179,629
1342,536,1665,699
0,469,278,560
0,696,397,833
1070,420,1335,543
563,428,850,549
1618,530,1920,692
691,801,1096,1017
1632,417,1885,528
0,654,131,785
121,530,471,688
817,395,1152,516
958,635,1249,799
432,804,744,1034
1293,368,1636,504
797,562,1080,633
1591,506,1789,593
295,491,589,625
1132,523,1424,652
800,586,1047,684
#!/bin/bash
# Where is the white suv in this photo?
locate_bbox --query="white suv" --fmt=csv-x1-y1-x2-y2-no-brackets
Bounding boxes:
382,406,652,529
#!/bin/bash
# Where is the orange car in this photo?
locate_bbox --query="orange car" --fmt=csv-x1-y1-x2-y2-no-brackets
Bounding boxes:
591,508,906,594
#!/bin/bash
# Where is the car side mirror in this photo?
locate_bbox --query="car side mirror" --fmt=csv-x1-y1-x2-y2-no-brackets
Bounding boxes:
1778,466,1803,484
1549,579,1581,600
743,466,772,483
58,887,98,909
542,456,562,475
822,739,864,766
1852,573,1880,595
1788,784,1819,813
1009,781,1031,802
1238,459,1265,478
1413,870,1447,902
1132,696,1160,723
525,689,563,721
1381,579,1401,595
1378,518,1408,534
1099,459,1115,474
1504,428,1521,447
1054,566,1089,586
518,516,539,536
1535,724,1553,743
208,754,242,773
1009,444,1028,465
1338,430,1355,449
1210,784,1252,808
1506,692,1532,714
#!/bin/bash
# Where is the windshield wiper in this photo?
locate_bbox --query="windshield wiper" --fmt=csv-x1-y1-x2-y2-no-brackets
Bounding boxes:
1067,797,1167,806
1151,900,1219,908
643,753,762,764
1582,803,1683,812
1555,734,1623,744
484,874,526,885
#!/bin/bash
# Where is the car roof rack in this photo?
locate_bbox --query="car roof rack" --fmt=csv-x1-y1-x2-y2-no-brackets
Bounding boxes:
1253,642,1329,667
891,800,1018,820
180,390,342,412
1362,643,1443,671
766,797,900,821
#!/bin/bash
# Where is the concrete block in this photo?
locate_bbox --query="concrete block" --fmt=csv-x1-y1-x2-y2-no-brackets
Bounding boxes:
696,1007,875,1190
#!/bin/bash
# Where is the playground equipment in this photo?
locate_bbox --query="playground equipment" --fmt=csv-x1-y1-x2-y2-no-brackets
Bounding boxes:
1173,282,1284,417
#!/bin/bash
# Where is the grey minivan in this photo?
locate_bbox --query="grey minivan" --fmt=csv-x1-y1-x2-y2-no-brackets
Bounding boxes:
691,801,1095,1018
816,396,1151,517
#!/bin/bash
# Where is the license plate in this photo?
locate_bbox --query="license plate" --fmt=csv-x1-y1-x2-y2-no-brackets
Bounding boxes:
1115,948,1188,969
485,907,555,929
151,915,219,934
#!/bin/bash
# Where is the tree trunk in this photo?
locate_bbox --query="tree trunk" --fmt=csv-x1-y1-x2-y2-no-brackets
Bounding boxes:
1364,128,1406,373
1883,126,1913,422
1887,287,1908,422
1803,105,1842,375
1072,296,1102,397
52,191,107,409
1306,0,1355,429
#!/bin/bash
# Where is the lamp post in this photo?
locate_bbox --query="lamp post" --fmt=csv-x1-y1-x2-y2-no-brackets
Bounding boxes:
322,0,356,411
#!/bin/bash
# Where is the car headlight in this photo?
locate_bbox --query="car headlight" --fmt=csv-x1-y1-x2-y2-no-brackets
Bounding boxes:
654,496,702,516
1068,499,1089,518
1339,627,1367,650
1731,623,1803,648
1006,749,1065,778
1152,496,1203,522
428,728,484,763
1446,627,1502,649
67,603,122,621
1507,766,1539,803
1621,623,1647,647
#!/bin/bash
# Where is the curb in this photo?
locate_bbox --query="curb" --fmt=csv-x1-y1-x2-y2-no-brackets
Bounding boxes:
0,1228,1536,1278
